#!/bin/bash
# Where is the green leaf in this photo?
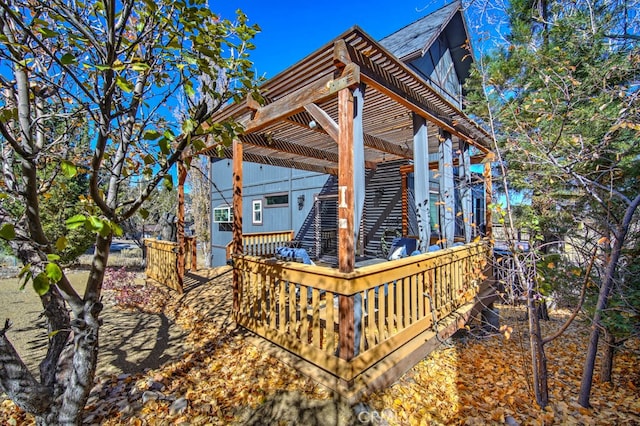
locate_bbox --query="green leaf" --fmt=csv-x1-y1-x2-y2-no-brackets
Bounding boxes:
38,27,58,38
116,76,134,93
18,263,31,278
111,222,123,237
47,253,61,261
163,130,175,141
45,262,63,283
33,272,50,296
192,137,206,152
143,154,155,165
0,223,15,240
87,215,104,232
55,236,68,251
98,221,111,237
143,130,162,140
60,53,77,65
182,119,196,134
139,208,149,220
48,329,66,338
163,175,173,191
132,62,150,72
60,160,78,178
158,138,170,155
184,81,195,98
0,107,18,122
66,214,87,229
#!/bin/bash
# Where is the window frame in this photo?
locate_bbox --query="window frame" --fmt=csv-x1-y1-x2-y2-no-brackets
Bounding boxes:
252,199,263,225
264,192,289,208
213,205,233,223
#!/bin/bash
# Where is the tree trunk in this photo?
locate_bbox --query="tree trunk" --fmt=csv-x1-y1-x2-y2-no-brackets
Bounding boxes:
538,299,550,321
202,241,211,268
579,195,640,407
599,330,615,384
528,292,549,408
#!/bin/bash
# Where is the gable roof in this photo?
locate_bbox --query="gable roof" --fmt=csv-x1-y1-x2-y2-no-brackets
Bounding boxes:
379,1,462,60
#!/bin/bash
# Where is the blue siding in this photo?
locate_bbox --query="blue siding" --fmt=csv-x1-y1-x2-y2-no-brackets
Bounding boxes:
209,160,331,266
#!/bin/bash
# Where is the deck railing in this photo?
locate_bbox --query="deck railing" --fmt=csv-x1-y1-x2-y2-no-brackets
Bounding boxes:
225,230,295,260
144,236,197,293
233,241,489,382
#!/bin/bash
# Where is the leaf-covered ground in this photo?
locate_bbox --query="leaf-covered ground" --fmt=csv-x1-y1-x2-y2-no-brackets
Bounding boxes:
1,267,638,425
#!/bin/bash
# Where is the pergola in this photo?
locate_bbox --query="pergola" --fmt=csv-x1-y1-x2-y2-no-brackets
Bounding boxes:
197,27,494,271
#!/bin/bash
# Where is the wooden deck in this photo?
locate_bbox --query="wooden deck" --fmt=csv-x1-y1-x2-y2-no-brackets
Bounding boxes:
146,234,495,399
232,241,493,399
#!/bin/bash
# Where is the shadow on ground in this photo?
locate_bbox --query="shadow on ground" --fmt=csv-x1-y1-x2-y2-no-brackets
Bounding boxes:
237,391,355,425
0,271,188,377
98,308,189,376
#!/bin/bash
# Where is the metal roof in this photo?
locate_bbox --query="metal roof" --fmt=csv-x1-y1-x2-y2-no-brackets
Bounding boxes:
200,23,492,175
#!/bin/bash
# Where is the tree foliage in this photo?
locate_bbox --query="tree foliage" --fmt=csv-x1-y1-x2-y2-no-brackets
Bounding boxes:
465,0,639,409
0,0,260,423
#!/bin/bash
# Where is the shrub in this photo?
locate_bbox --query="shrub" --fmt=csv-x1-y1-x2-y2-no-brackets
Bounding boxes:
102,267,168,313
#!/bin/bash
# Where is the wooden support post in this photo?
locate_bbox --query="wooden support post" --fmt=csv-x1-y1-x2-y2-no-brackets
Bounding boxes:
337,88,355,273
338,86,355,361
483,161,493,240
401,169,408,236
232,139,243,315
176,160,187,293
439,133,455,248
413,113,430,252
459,141,472,243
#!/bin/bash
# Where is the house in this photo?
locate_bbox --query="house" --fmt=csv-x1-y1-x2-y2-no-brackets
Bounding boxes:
149,0,497,400
207,1,489,267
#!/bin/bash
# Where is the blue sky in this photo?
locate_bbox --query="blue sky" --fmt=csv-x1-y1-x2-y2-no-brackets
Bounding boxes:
212,0,458,79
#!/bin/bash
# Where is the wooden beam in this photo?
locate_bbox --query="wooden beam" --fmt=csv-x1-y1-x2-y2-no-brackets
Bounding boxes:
338,88,356,273
244,63,361,134
338,86,355,360
232,139,243,315
363,133,413,159
401,168,408,236
240,133,339,164
333,39,352,68
349,49,489,153
304,103,339,142
286,110,412,160
399,154,485,173
218,146,338,175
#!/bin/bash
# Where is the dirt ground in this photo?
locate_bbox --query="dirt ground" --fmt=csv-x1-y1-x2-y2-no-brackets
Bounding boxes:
0,270,190,378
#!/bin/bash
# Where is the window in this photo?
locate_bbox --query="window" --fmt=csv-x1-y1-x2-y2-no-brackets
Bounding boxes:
213,205,233,223
252,200,262,225
264,193,289,207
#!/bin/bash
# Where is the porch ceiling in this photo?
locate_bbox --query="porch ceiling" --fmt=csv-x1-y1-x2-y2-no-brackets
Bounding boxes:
199,27,492,175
